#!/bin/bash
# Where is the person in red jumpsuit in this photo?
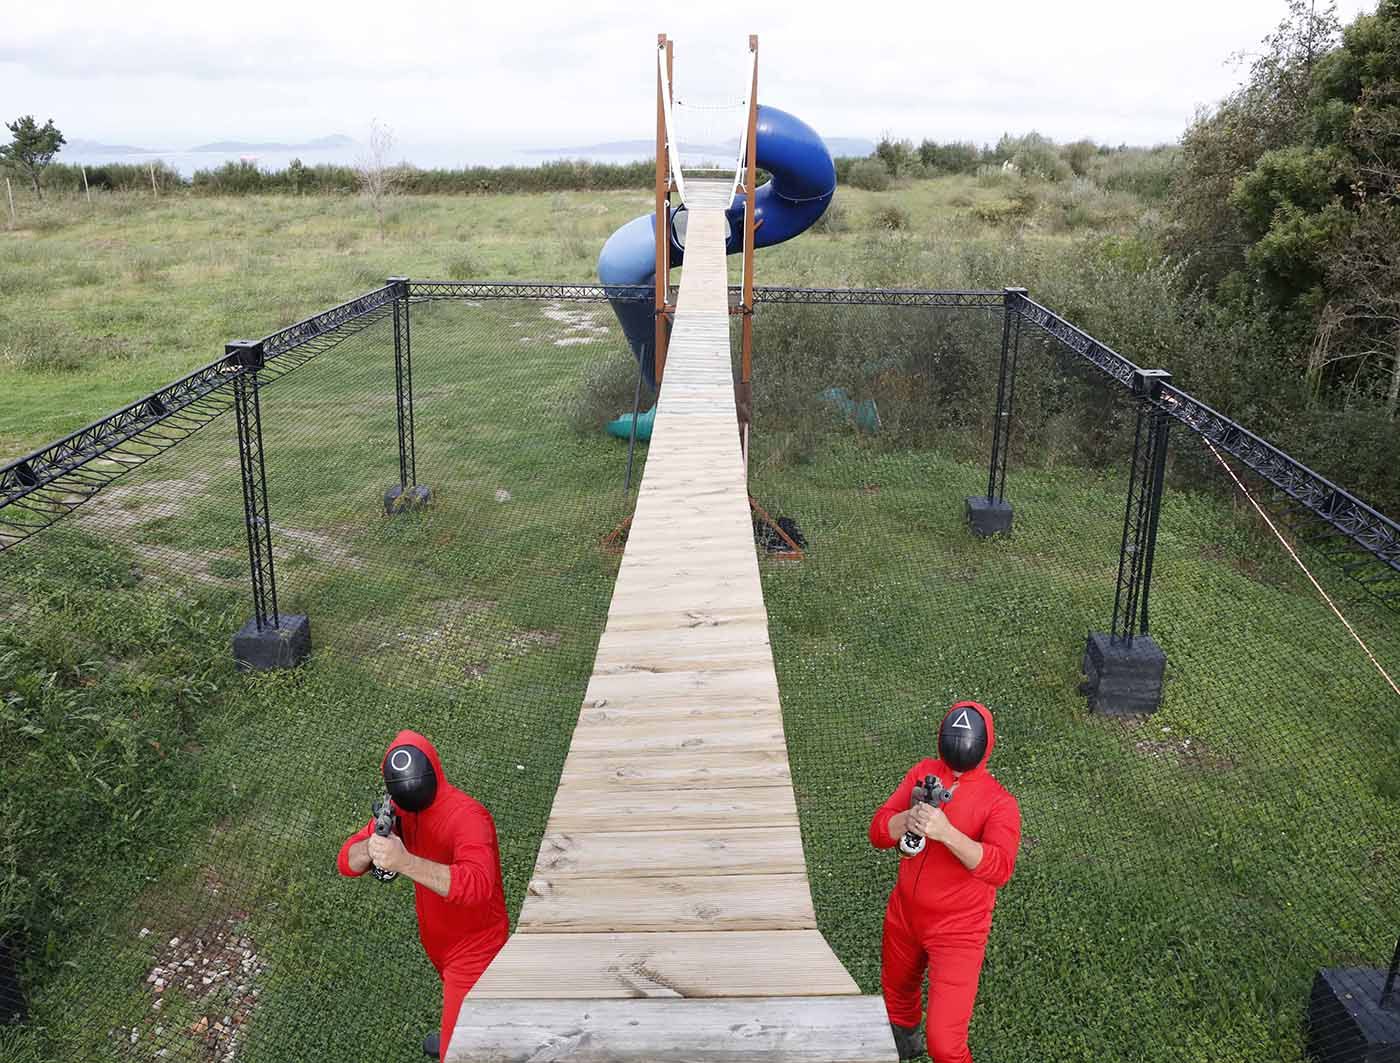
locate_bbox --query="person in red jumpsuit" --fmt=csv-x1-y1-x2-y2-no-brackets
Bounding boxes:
337,730,509,1060
869,701,1021,1063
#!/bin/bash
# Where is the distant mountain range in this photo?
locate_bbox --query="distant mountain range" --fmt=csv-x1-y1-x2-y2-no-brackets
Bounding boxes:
64,137,167,155
61,134,357,156
526,136,876,158
187,134,356,153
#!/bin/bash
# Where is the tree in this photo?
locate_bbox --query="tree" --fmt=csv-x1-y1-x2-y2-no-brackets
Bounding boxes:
1163,0,1400,413
0,116,65,200
1313,206,1400,413
1167,1,1342,289
874,134,915,177
355,119,399,235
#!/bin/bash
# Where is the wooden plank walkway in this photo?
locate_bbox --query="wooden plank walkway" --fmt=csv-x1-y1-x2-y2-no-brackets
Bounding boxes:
449,180,896,1062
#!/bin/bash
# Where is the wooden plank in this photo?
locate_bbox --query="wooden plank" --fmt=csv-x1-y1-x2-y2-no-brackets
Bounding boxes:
601,604,769,633
595,623,772,658
562,722,787,758
572,701,779,730
518,872,816,932
447,996,897,1063
531,827,805,878
559,749,791,790
468,931,862,999
583,668,781,711
545,785,796,833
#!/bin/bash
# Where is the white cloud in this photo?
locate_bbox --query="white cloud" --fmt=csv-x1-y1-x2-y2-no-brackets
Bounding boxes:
0,0,1381,148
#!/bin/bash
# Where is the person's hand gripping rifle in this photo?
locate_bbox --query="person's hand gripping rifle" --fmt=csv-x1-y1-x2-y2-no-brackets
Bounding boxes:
370,793,399,883
899,774,954,857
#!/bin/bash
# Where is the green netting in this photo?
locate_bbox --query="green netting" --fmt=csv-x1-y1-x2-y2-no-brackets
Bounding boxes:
1,287,1395,1063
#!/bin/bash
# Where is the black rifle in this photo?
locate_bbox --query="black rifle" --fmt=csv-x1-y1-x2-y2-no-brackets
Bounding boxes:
899,774,954,857
370,793,399,883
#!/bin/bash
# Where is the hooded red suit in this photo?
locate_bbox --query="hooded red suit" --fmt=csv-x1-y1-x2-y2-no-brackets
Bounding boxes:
337,731,509,1056
868,703,1020,1063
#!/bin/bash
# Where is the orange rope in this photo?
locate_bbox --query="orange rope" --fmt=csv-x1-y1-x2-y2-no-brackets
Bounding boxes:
1204,438,1400,699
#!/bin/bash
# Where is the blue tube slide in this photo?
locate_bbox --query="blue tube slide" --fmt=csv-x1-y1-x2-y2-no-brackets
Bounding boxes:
599,105,836,406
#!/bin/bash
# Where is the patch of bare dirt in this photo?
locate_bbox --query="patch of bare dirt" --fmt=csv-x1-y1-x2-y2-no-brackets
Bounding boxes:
77,475,213,534
272,523,363,569
1132,734,1233,771
540,303,610,347
115,911,267,1061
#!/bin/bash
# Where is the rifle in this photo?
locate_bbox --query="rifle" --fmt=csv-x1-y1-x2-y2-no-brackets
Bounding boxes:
370,793,399,883
899,773,954,857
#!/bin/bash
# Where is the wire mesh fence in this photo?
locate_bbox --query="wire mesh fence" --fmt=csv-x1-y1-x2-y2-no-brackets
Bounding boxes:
0,286,646,1061
1,281,1396,1063
746,293,1400,1062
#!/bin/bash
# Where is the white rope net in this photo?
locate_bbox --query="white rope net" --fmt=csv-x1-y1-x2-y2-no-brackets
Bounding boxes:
659,45,756,211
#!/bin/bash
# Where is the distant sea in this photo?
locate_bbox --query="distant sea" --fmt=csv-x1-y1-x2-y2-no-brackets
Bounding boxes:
55,142,655,178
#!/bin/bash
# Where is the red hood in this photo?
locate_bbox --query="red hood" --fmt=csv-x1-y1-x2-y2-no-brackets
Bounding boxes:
381,729,449,810
940,700,995,775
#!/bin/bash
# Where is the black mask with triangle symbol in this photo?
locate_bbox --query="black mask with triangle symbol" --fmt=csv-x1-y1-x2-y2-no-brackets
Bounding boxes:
938,704,988,772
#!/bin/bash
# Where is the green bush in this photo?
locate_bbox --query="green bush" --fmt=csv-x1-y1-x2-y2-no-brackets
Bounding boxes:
811,195,850,234
874,136,916,177
918,140,981,174
43,160,182,194
1087,146,1181,201
1061,139,1098,177
872,204,910,231
1,532,236,998
847,159,891,191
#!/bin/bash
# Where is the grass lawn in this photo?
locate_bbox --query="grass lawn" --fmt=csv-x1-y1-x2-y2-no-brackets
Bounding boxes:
2,180,1397,1062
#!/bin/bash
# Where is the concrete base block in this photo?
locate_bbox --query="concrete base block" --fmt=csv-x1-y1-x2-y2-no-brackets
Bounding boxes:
1081,631,1165,715
384,483,432,515
965,495,1013,538
1307,967,1399,1063
233,614,311,671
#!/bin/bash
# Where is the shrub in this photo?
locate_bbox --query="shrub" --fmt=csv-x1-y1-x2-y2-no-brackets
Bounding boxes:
1087,146,1181,201
872,204,910,231
1061,139,1098,176
847,159,891,191
918,140,981,174
874,136,916,177
1011,137,1072,182
570,351,651,435
811,196,850,234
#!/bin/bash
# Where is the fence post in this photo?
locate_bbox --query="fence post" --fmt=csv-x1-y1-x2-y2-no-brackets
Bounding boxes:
384,277,432,515
1081,367,1171,714
965,287,1026,537
227,340,310,670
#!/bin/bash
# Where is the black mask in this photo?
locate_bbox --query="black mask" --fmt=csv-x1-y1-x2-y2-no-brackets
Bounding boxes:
938,703,988,772
383,744,438,812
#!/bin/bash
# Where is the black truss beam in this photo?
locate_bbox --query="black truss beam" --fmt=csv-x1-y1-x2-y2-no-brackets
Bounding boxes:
749,286,1004,309
1155,384,1400,573
389,277,417,490
1016,294,1400,602
410,281,648,302
1015,295,1141,389
0,287,397,551
5,276,1398,605
228,341,278,630
408,280,1006,310
261,285,396,359
1112,376,1173,643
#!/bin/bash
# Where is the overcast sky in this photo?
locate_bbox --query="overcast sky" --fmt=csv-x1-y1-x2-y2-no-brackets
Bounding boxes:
0,0,1381,150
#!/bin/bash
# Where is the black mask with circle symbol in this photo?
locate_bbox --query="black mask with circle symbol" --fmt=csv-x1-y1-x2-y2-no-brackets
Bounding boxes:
383,744,438,812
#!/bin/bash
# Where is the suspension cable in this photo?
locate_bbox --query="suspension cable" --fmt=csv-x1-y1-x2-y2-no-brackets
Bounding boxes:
1205,438,1400,698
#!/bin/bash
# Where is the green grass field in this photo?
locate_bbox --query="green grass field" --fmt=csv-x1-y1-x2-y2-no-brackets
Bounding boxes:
2,180,1398,1062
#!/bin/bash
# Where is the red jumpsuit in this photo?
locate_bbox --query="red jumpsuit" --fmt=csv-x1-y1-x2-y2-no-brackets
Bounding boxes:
868,703,1020,1063
337,730,510,1057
